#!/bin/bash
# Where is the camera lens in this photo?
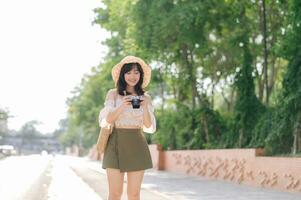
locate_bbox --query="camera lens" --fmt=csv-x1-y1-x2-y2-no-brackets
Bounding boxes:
131,97,140,109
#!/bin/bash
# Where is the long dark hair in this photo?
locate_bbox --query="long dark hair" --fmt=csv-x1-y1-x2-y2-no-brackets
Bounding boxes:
117,62,145,96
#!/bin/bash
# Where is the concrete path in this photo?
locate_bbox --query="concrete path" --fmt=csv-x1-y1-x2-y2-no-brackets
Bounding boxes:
3,155,299,200
81,157,301,200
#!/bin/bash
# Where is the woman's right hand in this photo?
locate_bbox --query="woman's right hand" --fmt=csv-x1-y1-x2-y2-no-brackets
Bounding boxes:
106,95,132,124
120,95,132,108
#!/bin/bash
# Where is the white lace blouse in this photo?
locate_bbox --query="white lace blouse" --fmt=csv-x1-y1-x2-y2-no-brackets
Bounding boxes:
98,89,156,134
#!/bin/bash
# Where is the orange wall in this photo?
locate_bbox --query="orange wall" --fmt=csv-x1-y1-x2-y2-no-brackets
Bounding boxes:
89,144,301,193
148,144,301,193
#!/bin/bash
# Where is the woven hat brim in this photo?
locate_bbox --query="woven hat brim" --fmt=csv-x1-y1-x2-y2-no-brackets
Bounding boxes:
111,56,151,88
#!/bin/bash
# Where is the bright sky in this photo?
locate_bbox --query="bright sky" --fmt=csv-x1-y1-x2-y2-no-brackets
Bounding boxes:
0,0,109,133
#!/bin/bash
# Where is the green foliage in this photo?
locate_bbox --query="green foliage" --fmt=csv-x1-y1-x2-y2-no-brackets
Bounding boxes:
60,0,301,155
233,43,265,147
154,99,227,150
252,0,301,154
61,59,117,148
264,1,301,153
19,120,42,138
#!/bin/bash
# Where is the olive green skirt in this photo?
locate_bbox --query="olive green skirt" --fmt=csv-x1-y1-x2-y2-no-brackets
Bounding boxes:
102,128,153,172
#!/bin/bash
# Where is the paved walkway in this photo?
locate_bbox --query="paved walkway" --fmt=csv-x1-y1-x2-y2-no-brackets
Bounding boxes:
80,157,301,200
66,156,169,200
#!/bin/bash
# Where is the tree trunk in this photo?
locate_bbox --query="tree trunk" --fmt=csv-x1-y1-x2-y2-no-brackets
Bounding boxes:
189,50,198,109
211,82,215,110
181,43,196,109
220,86,231,111
268,57,278,96
262,0,269,105
201,113,210,143
257,68,264,102
229,86,235,112
293,113,301,154
158,67,165,111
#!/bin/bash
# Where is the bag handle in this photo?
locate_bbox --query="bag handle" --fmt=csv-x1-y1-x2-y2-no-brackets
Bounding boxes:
110,89,117,130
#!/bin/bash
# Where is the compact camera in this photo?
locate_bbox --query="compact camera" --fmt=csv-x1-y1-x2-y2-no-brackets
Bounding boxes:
130,96,142,109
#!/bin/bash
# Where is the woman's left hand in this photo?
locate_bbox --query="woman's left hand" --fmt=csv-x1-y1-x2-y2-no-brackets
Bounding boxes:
139,96,149,109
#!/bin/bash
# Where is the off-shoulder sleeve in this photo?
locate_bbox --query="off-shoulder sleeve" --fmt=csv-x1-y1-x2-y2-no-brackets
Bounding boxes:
98,89,117,128
142,94,156,134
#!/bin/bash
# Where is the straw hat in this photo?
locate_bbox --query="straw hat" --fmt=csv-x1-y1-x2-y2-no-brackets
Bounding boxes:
111,55,152,88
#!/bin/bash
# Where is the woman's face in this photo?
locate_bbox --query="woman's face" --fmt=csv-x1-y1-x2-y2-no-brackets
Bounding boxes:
124,65,141,87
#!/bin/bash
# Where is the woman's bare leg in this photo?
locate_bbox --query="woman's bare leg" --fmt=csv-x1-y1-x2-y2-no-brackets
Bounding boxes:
126,170,145,200
106,168,125,200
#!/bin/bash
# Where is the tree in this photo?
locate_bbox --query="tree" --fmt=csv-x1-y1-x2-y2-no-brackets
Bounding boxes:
277,0,301,154
63,0,296,153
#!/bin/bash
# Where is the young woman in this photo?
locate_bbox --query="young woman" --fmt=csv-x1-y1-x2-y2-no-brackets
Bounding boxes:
98,55,156,200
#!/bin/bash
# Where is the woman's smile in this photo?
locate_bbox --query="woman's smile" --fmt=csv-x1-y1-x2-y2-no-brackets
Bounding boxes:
124,66,141,86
